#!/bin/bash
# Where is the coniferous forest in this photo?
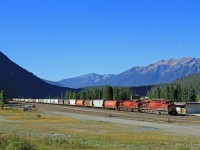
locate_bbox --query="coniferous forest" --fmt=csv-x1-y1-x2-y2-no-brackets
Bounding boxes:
62,86,132,100
60,73,200,102
148,73,200,102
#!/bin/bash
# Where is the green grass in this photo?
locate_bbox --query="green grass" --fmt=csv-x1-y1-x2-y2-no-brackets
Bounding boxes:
0,132,37,150
0,109,200,150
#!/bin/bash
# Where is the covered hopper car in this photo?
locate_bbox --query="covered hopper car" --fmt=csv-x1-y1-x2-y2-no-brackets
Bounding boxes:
13,98,180,115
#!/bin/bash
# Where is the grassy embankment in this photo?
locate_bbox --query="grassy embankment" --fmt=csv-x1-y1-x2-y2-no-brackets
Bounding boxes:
0,108,199,150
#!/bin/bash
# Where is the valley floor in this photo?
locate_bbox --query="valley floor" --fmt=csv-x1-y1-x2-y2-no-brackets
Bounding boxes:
0,103,200,150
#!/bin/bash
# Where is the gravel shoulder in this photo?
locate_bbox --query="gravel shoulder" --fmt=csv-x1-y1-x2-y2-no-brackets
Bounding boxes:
44,110,200,137
9,103,200,137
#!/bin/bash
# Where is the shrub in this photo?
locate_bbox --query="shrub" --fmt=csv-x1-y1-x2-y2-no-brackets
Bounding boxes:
36,114,41,118
0,133,37,150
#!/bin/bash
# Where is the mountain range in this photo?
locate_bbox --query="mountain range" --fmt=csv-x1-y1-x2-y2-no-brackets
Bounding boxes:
57,57,200,88
1,51,200,98
0,52,73,98
58,74,115,88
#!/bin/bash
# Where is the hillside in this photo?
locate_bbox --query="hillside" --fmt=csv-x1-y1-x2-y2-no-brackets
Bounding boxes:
0,52,73,98
176,73,200,100
176,72,200,85
58,73,115,89
148,72,200,102
56,57,200,88
43,79,64,87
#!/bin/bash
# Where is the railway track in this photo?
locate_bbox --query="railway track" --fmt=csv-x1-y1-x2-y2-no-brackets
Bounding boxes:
35,103,200,125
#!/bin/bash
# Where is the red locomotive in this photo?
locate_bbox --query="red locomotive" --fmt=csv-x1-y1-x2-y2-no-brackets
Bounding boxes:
14,98,179,115
122,100,140,112
138,100,177,115
103,99,177,115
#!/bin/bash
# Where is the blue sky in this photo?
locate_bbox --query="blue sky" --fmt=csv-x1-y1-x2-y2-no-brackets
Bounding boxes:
0,0,200,81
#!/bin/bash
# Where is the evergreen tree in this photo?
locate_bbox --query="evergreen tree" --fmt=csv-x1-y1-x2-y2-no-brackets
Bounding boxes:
119,88,126,100
148,89,154,99
164,85,170,99
125,87,132,100
177,84,182,102
80,91,86,99
73,91,78,99
91,89,98,99
169,84,175,100
181,87,188,102
66,91,69,99
0,90,5,109
69,90,73,99
98,89,103,99
86,90,92,99
113,87,120,100
118,87,131,100
126,87,132,100
190,87,196,102
103,86,113,100
156,86,161,99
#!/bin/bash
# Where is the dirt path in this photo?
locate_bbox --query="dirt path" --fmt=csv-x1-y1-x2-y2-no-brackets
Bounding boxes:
44,110,200,137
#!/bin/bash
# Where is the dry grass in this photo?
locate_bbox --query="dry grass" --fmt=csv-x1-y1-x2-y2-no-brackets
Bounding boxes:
0,108,78,123
0,109,200,150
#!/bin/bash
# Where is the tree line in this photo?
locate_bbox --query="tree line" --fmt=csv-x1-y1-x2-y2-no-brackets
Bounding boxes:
61,86,132,100
148,83,197,102
148,72,200,102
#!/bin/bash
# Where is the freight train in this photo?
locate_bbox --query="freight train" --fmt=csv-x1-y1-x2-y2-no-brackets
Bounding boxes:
13,98,180,115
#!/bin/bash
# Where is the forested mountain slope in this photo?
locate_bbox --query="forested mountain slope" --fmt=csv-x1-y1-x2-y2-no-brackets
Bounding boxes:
148,72,200,102
0,52,73,98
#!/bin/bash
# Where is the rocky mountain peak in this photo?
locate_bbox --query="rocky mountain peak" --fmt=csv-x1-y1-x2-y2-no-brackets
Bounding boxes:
57,57,200,88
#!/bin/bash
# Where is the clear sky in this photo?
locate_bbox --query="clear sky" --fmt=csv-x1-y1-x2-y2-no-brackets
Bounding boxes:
0,0,200,81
